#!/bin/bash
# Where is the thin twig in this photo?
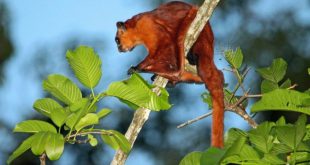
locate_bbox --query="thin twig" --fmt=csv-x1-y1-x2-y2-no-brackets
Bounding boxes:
40,153,46,165
229,66,250,101
239,67,251,92
231,89,250,107
246,94,262,98
177,111,213,128
226,105,257,128
241,67,251,78
223,68,234,73
178,89,258,129
177,103,258,129
288,84,298,90
75,139,91,144
66,130,112,141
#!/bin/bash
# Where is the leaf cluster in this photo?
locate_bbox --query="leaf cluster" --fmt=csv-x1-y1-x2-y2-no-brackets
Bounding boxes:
8,46,171,164
180,115,310,165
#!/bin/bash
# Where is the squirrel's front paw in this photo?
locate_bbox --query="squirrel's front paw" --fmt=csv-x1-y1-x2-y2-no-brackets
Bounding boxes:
127,66,138,75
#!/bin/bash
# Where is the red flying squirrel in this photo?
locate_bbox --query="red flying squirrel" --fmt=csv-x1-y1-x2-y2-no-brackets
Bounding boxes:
115,1,224,148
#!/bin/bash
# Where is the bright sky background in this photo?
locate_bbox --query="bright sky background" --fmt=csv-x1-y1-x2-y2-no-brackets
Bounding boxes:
1,0,155,124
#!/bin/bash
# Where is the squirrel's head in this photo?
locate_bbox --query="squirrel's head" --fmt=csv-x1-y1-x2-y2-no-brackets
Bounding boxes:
115,21,140,52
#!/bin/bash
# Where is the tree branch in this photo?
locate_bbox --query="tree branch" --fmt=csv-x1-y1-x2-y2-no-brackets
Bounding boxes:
177,96,258,129
40,153,46,165
111,0,221,164
111,76,168,165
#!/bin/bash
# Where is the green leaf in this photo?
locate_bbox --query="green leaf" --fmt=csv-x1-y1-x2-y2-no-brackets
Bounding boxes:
271,143,292,154
251,89,310,115
101,130,130,154
7,134,37,164
240,144,261,161
248,122,275,153
290,152,310,164
65,98,89,129
280,79,291,89
201,92,212,108
69,99,89,112
51,108,70,127
89,138,98,147
201,147,225,165
297,141,310,152
225,128,248,148
75,113,99,131
261,79,279,93
276,125,305,149
66,46,102,89
296,114,307,126
308,68,310,75
302,98,310,107
97,108,112,119
45,133,64,160
14,120,57,133
106,73,171,111
33,98,62,117
88,134,98,147
276,116,286,126
43,74,82,105
224,134,247,158
221,155,242,164
179,151,203,165
224,47,243,69
31,132,49,155
119,98,140,110
262,153,286,164
257,58,287,83
304,125,310,141
101,134,118,150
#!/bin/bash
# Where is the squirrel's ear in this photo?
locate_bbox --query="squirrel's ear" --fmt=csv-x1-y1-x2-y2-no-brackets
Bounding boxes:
116,22,126,30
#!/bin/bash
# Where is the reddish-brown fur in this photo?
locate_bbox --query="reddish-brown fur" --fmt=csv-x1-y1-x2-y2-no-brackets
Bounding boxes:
115,1,224,148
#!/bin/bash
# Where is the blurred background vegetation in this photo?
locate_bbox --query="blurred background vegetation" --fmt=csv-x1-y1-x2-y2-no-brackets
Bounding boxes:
0,0,309,164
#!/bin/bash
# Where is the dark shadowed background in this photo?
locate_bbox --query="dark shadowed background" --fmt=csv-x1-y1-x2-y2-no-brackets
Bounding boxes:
0,0,309,164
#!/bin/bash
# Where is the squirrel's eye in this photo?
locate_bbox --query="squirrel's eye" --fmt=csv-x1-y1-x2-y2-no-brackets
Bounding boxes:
115,37,120,44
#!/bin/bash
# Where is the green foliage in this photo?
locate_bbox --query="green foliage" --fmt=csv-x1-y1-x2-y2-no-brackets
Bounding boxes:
7,132,64,165
66,46,102,89
224,47,243,69
7,134,36,164
45,133,65,160
201,148,226,165
251,89,310,115
256,58,291,93
97,108,112,119
88,134,98,147
33,98,62,117
101,130,131,154
106,73,171,111
8,46,171,164
184,48,310,165
75,113,99,131
14,120,57,133
50,108,69,127
43,74,82,105
179,151,203,165
257,58,287,83
180,115,310,165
